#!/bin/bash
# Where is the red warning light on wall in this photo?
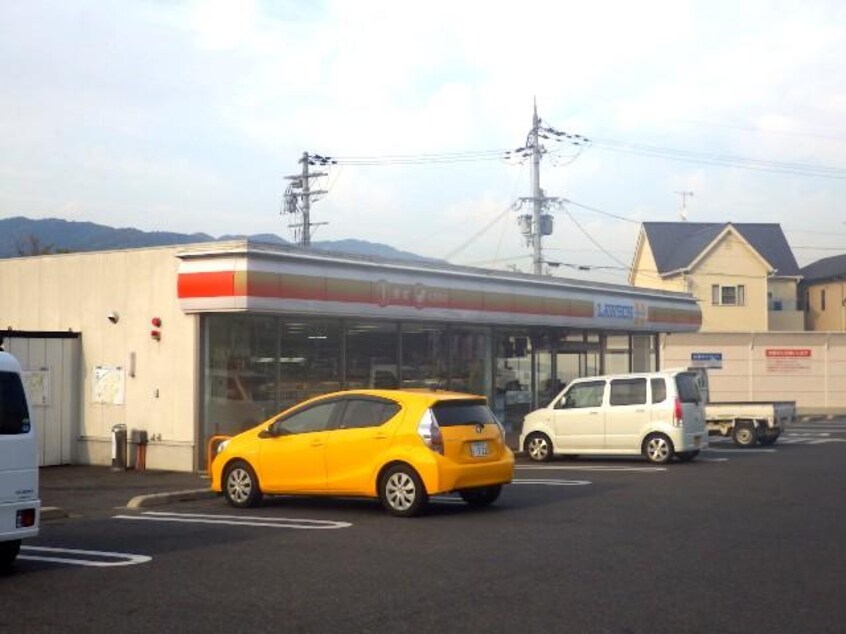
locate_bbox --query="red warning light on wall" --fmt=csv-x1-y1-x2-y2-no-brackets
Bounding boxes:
151,317,162,328
151,317,162,341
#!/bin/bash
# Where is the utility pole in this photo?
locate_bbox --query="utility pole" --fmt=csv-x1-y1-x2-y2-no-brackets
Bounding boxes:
530,102,544,275
283,152,327,247
518,99,558,275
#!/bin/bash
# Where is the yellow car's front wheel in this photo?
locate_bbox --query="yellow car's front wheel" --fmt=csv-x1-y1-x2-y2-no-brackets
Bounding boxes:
224,460,263,508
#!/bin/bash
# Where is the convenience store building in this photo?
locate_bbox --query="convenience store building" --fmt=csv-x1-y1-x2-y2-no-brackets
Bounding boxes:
0,240,700,471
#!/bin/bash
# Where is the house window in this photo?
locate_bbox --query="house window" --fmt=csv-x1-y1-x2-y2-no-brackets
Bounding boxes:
712,284,745,306
821,289,826,311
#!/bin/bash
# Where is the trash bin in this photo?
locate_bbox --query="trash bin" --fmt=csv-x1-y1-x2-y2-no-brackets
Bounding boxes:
131,429,149,471
111,423,128,471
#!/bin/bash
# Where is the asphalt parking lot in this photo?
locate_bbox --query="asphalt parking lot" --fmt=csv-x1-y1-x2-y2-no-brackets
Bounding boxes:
5,419,846,634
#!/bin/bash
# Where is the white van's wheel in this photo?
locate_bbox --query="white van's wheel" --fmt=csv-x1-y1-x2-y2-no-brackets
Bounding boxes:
675,450,699,463
644,433,674,464
525,433,553,462
0,540,20,569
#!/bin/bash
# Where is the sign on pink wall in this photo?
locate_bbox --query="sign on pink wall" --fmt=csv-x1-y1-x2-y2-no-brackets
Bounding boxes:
765,349,812,373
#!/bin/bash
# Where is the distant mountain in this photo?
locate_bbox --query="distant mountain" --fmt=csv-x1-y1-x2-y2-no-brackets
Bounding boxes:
0,216,437,263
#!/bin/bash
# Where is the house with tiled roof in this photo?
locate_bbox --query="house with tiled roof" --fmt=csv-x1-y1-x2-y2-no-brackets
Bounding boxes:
630,222,804,332
800,254,846,331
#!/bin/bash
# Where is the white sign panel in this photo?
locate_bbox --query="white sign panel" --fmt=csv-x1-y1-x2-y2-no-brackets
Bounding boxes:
21,370,50,406
93,365,125,405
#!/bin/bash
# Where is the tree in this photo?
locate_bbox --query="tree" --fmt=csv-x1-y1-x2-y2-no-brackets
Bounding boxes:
15,235,56,256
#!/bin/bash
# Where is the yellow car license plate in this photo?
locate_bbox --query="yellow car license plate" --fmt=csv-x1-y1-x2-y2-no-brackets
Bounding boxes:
471,441,488,457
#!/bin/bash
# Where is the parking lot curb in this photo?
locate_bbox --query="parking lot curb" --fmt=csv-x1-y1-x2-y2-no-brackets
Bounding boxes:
126,488,217,509
41,506,69,520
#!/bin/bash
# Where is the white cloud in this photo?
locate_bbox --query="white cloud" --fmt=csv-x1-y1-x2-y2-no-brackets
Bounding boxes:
0,0,844,274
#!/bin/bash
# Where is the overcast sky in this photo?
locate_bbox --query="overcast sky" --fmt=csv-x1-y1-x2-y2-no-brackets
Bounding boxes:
2,0,844,283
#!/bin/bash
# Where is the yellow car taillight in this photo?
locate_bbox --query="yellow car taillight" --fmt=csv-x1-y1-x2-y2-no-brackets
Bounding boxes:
417,408,444,455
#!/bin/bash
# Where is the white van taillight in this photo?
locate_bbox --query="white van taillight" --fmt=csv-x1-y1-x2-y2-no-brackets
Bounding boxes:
673,398,684,427
417,409,444,455
17,508,36,528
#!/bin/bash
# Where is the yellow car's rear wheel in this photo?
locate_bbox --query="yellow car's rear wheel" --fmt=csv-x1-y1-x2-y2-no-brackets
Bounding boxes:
459,485,502,507
379,465,428,517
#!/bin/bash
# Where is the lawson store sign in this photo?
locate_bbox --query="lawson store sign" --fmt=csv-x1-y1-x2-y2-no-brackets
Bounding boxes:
594,301,648,325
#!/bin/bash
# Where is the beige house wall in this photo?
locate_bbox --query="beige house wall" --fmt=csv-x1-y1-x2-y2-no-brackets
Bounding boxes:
767,277,803,331
0,247,198,470
688,233,770,332
661,331,846,414
768,278,798,307
804,280,846,332
629,236,685,292
768,309,805,331
630,229,800,333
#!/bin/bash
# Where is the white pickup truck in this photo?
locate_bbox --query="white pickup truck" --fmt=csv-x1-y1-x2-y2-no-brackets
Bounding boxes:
683,367,796,447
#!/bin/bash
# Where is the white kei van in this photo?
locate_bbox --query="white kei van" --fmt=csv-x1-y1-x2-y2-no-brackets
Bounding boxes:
520,369,707,464
0,351,39,568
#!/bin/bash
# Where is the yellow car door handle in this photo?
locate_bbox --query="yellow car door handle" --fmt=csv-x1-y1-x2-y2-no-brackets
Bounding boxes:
310,441,325,447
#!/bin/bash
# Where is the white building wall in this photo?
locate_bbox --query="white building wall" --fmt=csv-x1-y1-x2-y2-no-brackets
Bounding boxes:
661,331,846,415
0,247,199,471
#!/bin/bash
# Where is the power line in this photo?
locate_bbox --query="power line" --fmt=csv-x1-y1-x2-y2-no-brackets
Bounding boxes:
307,148,524,166
668,117,846,143
558,199,641,224
559,207,631,270
590,137,846,179
443,206,512,261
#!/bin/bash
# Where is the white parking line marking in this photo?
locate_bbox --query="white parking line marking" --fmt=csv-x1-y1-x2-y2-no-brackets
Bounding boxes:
699,457,729,462
113,511,352,529
512,478,591,486
516,465,666,472
704,447,777,453
19,546,151,567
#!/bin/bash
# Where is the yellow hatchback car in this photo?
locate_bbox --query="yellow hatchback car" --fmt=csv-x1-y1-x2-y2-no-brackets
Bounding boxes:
210,389,514,517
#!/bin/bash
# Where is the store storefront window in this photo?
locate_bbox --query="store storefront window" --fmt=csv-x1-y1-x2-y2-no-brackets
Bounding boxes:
400,323,447,389
449,328,491,396
279,320,341,409
345,321,398,389
631,334,657,372
604,334,631,374
203,314,278,439
494,333,532,433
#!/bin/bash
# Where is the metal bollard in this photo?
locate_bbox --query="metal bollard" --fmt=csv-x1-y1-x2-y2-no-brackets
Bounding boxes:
131,429,149,471
111,423,128,471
